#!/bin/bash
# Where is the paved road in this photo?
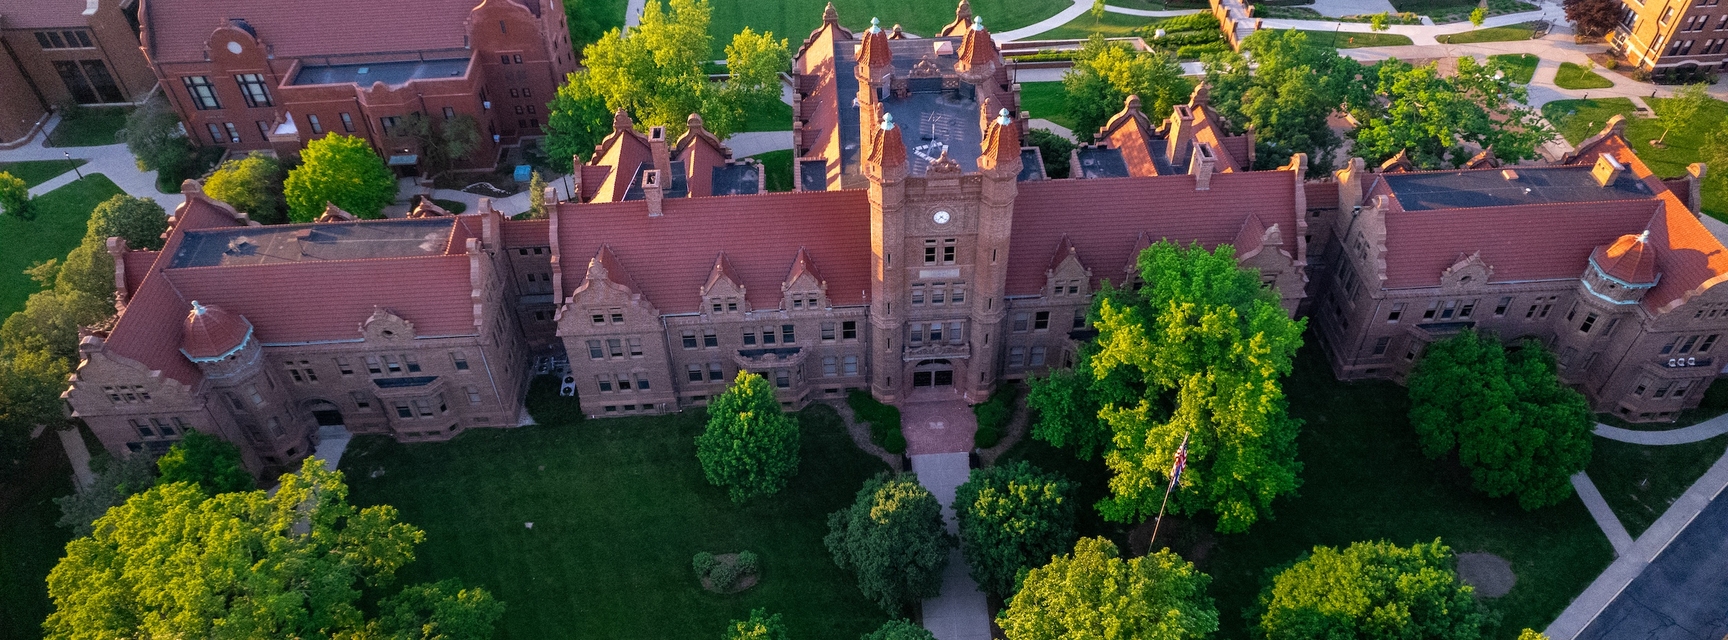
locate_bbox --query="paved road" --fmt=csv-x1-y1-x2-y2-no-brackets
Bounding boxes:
1575,482,1728,640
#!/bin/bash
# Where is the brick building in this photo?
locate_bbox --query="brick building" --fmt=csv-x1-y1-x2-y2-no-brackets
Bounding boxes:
0,0,157,145
136,0,578,171
63,2,1728,477
1611,0,1728,81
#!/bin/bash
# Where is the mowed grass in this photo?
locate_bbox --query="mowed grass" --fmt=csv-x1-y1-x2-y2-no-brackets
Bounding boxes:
1003,343,1613,639
1035,11,1161,40
1437,21,1542,44
45,108,129,147
1295,29,1416,48
749,149,795,191
0,437,77,640
1488,53,1538,84
1542,96,1728,221
0,159,86,188
706,0,1062,57
1018,81,1076,132
340,380,893,639
0,174,123,317
1553,62,1615,89
1587,434,1728,538
739,99,794,132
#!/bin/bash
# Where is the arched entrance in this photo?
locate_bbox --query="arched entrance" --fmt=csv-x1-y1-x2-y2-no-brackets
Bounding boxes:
307,400,343,427
912,359,954,388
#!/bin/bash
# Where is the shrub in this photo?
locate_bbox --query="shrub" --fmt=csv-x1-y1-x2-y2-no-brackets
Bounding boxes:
1252,539,1485,638
847,390,905,454
735,550,759,575
862,620,936,640
973,384,1020,449
723,609,788,640
0,172,30,220
692,551,717,577
1604,58,1619,69
1026,129,1075,179
709,557,744,590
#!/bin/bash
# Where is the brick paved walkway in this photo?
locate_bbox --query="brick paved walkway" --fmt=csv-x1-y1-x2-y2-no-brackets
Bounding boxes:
901,397,979,455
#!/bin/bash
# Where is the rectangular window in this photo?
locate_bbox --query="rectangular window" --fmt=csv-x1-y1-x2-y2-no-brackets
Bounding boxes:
1424,301,1440,320
689,364,704,382
404,356,421,373
467,386,483,404
235,74,273,107
1494,297,1512,317
206,123,224,145
256,120,271,140
950,322,964,344
1661,337,1679,355
1009,347,1026,368
340,112,355,132
1387,303,1405,323
761,328,776,345
307,114,323,134
132,419,154,438
932,284,946,305
366,356,383,374
588,340,604,359
683,331,698,349
1580,313,1598,333
781,324,795,344
610,309,624,323
843,355,859,375
608,339,623,358
597,375,613,392
183,76,220,109
928,323,943,342
443,106,456,119
842,321,857,340
336,358,353,375
351,391,372,410
821,322,836,341
396,403,414,418
709,363,724,381
1030,346,1047,366
951,285,965,304
1013,312,1029,332
222,122,241,143
636,374,651,391
703,329,718,348
910,324,924,344
1373,336,1391,355
823,357,838,377
413,399,434,416
1539,299,1554,318
1458,299,1477,319
1073,310,1086,329
452,352,469,370
775,370,790,388
912,285,925,305
1654,382,1674,398
1034,311,1050,331
628,338,643,357
743,329,757,346
380,116,400,134
1701,334,1719,353
246,384,264,405
1440,300,1458,320
942,239,956,264
1680,335,1701,354
925,239,938,264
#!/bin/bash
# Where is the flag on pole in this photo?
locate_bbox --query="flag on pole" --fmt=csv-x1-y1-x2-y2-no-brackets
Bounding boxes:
1169,434,1189,488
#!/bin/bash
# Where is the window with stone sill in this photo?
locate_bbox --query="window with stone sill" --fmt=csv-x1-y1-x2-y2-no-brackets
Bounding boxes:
608,338,623,358
610,309,624,323
467,386,483,404
1034,311,1050,331
761,328,777,345
683,331,698,349
842,321,858,340
823,357,837,376
843,356,859,376
405,355,421,373
709,363,724,381
689,365,704,382
775,370,790,388
743,329,757,346
452,352,469,371
598,375,614,392
1009,347,1025,368
822,322,836,341
636,374,652,391
588,340,604,359
1030,346,1046,367
782,324,795,343
1013,312,1029,332
351,391,372,411
703,329,718,348
629,337,643,357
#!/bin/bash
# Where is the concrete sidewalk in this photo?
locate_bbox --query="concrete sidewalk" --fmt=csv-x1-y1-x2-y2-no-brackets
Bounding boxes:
1,114,182,210
1595,415,1728,445
1572,471,1635,555
910,452,991,640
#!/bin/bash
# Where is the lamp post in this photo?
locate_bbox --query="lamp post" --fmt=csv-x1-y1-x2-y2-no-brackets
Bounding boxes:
63,151,82,180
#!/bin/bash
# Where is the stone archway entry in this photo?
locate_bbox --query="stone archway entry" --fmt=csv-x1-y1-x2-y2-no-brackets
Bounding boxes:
307,400,343,427
912,359,954,388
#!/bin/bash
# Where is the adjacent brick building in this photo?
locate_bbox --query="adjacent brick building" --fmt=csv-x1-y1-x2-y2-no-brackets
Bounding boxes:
1612,0,1728,81
136,0,578,171
0,0,157,145
64,2,1728,478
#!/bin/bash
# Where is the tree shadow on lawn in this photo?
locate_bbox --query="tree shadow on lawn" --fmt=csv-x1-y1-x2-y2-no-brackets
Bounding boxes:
340,396,892,640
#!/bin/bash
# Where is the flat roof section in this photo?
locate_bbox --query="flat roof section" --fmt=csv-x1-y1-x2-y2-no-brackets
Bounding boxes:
291,57,470,87
831,36,988,182
1385,165,1657,211
170,218,458,268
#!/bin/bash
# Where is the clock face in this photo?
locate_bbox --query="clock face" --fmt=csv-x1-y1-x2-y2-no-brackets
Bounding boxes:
933,210,951,224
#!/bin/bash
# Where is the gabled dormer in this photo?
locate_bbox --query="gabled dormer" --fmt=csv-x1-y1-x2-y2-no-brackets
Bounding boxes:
1045,236,1092,299
559,245,659,337
782,248,828,311
700,252,748,315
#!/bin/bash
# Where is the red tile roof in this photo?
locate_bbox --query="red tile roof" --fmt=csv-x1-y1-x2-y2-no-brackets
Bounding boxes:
1304,182,1338,210
1592,232,1658,285
1008,171,1299,295
142,0,483,64
179,302,253,360
555,190,872,313
122,250,158,297
858,19,892,70
2,0,92,28
501,219,549,247
955,17,996,69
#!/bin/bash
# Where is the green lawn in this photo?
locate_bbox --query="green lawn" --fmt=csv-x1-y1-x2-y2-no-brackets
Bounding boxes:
0,174,124,317
1437,21,1543,44
1003,342,1614,639
739,99,794,132
1390,0,1538,23
566,0,629,52
1489,53,1539,84
45,107,129,147
1542,96,1728,220
1553,62,1615,89
1295,29,1416,49
340,379,893,639
0,436,77,640
1587,433,1728,538
1018,81,1076,132
706,0,1063,57
1035,11,1160,40
0,160,85,188
749,149,794,191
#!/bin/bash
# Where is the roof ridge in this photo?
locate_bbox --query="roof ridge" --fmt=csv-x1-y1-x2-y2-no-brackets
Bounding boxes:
163,253,472,271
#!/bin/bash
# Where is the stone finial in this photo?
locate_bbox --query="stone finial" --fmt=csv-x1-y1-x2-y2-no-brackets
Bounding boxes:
1189,82,1210,107
687,112,705,132
822,1,838,25
612,108,633,133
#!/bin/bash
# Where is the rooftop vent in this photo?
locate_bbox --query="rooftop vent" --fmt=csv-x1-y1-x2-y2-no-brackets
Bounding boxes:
1501,169,1519,181
1593,154,1626,188
225,237,255,255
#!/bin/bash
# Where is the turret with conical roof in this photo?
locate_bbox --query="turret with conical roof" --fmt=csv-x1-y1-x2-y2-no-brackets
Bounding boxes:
953,16,1001,84
1584,230,1660,305
181,301,260,380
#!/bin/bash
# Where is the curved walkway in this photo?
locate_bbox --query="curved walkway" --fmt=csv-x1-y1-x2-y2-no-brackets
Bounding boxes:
0,114,181,210
1595,416,1728,445
993,0,1094,42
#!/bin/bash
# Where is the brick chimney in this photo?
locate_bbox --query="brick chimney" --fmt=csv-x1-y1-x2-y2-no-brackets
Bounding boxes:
649,126,671,178
570,155,584,203
1189,141,1216,191
643,169,664,217
1686,163,1708,214
1167,104,1196,167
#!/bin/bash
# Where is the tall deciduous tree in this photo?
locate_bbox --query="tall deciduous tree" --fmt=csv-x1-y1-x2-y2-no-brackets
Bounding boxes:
87,194,168,251
204,152,287,224
1347,57,1553,169
544,0,789,172
155,429,255,495
1205,29,1366,175
0,350,72,471
367,579,505,640
53,239,114,301
954,461,1077,598
696,371,800,503
122,96,192,179
1252,539,1485,640
284,133,397,221
0,172,30,220
1,289,112,360
55,453,156,538
526,171,549,220
1063,35,1189,139
1656,83,1710,145
44,458,501,639
394,113,483,175
1407,331,1593,509
825,472,955,614
998,537,1218,640
1564,0,1625,37
862,620,936,640
1029,241,1305,532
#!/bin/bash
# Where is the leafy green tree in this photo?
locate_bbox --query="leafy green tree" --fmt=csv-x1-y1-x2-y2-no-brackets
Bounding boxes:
697,371,800,503
862,619,936,640
723,609,789,640
155,429,255,495
1205,29,1365,175
1252,539,1485,640
285,133,397,221
1564,0,1625,37
1369,12,1389,31
526,170,549,220
1063,34,1189,139
1656,83,1710,145
394,113,483,176
1407,331,1593,509
1347,57,1553,168
86,194,167,251
44,458,500,639
1518,630,1552,640
1707,118,1728,200
1469,6,1487,27
1026,129,1076,179
1028,241,1305,532
54,239,115,301
0,171,30,220
56,453,156,537
954,461,1077,598
1091,0,1107,23
546,0,790,173
0,350,72,470
122,96,192,178
998,537,1218,640
1,289,112,360
825,472,955,614
204,152,287,224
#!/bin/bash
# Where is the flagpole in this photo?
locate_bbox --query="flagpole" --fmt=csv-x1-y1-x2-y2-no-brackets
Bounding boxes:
1149,432,1190,549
